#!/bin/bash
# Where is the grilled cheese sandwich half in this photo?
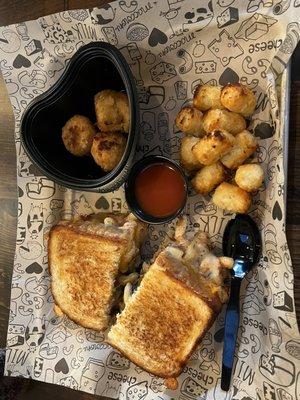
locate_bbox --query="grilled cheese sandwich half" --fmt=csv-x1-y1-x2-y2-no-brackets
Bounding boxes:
107,217,232,377
48,213,147,331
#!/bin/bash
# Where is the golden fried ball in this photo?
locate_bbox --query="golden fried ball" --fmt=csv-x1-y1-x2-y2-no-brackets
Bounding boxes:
91,131,127,172
203,109,246,136
94,89,130,133
191,162,227,196
192,130,235,166
221,130,258,169
212,182,251,214
193,85,223,111
62,115,96,156
180,136,202,171
235,164,264,192
220,83,256,117
175,106,205,137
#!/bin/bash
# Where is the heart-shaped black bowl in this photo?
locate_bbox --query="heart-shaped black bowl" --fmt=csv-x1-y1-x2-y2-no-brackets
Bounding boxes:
20,42,139,192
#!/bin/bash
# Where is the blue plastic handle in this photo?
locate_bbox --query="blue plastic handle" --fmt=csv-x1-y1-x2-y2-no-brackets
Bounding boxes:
221,277,242,391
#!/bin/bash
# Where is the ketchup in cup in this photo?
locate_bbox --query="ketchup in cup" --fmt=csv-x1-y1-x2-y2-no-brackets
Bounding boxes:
125,156,187,224
135,163,186,218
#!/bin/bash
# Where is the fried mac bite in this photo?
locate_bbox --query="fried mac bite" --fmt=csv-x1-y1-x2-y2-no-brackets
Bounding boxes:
203,109,246,136
191,162,227,196
221,130,258,169
193,84,223,111
62,115,96,156
212,182,251,214
91,131,127,172
235,164,264,192
180,136,202,171
175,106,205,137
95,89,130,133
192,130,235,166
220,83,256,117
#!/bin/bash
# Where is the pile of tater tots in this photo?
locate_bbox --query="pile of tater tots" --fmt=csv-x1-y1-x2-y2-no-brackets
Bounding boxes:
62,89,129,172
176,82,264,214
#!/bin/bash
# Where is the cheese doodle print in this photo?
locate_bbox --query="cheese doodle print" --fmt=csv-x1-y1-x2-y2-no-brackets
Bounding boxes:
0,1,299,399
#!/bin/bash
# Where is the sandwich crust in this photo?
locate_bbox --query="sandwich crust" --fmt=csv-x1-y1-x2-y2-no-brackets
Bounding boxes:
48,214,147,331
107,262,215,377
49,225,123,331
107,227,231,378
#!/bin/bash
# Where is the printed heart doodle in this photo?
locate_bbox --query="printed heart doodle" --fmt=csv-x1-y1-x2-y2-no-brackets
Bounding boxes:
254,122,275,139
13,54,31,69
26,262,43,274
55,358,69,374
218,67,239,86
148,28,168,47
95,196,109,210
272,201,282,221
18,186,24,197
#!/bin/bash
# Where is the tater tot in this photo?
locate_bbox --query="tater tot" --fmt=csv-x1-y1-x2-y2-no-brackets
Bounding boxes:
175,106,205,137
91,131,127,172
62,115,96,156
220,83,256,117
94,89,130,133
203,109,246,135
180,136,202,171
191,162,227,195
192,130,235,166
193,85,223,111
235,164,264,192
221,130,258,169
212,182,251,214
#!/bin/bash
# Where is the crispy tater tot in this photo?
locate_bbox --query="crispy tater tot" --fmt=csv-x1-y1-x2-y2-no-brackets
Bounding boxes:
221,130,258,169
62,115,96,156
191,162,227,195
175,106,205,136
91,131,126,172
94,89,130,133
212,182,251,214
235,163,264,192
192,130,235,166
220,83,256,117
203,109,246,135
180,136,202,171
193,84,223,111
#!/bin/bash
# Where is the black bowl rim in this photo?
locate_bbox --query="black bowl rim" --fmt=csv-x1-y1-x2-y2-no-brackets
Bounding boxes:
20,41,139,192
125,155,188,225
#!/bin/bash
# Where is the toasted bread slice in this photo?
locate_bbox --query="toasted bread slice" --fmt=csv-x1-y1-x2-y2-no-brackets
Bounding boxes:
48,214,146,331
107,253,216,378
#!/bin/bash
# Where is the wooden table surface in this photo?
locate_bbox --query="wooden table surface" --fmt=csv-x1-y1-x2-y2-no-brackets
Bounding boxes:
0,1,299,399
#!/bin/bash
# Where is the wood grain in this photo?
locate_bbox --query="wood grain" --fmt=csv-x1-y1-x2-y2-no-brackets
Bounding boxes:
0,0,65,25
67,0,108,9
287,78,300,318
0,1,299,399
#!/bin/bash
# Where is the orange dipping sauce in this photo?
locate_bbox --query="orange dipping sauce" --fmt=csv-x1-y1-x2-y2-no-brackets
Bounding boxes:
134,163,186,218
